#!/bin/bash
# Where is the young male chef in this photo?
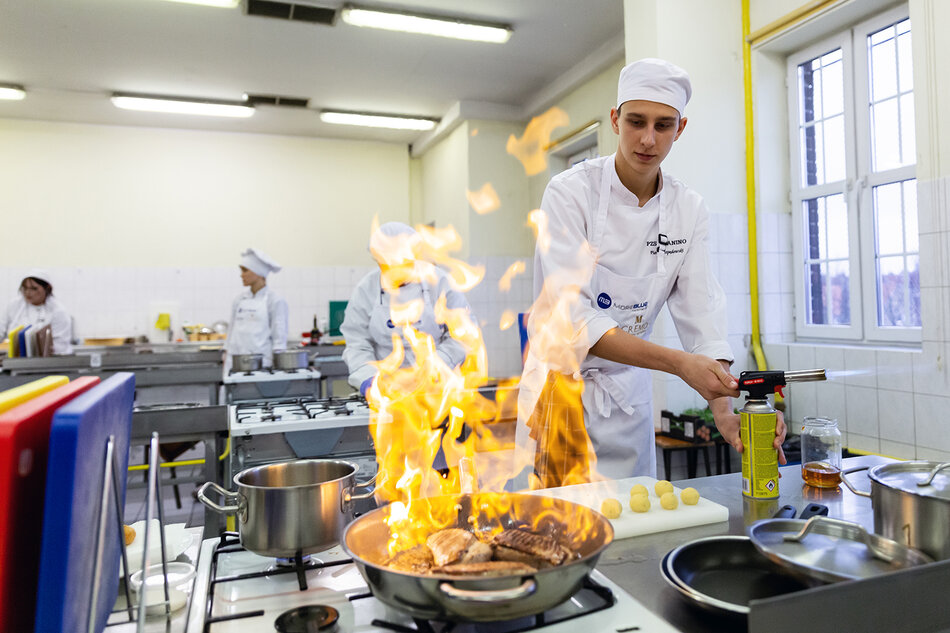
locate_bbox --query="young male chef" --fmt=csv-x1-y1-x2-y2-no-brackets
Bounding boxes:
518,58,786,486
341,222,470,398
226,248,288,369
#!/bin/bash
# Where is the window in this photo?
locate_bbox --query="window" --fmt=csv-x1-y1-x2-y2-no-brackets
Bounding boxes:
787,6,919,343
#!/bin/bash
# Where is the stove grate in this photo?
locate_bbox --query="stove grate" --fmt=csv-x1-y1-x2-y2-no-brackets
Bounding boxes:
202,532,354,632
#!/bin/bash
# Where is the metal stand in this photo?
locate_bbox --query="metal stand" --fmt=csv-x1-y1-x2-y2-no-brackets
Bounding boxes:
98,432,174,631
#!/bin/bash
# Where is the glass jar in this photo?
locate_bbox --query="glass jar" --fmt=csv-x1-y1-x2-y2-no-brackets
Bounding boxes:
801,417,842,488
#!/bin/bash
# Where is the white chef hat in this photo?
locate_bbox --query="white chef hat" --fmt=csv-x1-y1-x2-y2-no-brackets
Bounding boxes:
617,58,692,116
369,221,419,266
240,248,281,277
23,268,53,287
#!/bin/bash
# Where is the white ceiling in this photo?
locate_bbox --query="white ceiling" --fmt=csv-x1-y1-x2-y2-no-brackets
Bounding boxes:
0,0,625,147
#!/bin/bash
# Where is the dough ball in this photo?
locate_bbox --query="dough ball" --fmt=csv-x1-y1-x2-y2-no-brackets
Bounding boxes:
600,498,623,519
629,484,649,498
660,492,679,510
124,525,136,546
629,494,651,513
654,480,674,497
681,487,700,505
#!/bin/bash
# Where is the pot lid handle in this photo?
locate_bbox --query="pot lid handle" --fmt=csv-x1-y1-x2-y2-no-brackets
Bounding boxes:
917,462,950,487
783,516,893,564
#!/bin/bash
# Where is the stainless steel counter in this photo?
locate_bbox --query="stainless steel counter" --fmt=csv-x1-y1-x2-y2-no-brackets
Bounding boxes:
599,455,950,633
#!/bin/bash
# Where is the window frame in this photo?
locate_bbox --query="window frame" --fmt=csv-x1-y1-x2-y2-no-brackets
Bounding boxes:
786,5,919,344
852,6,920,343
787,30,862,341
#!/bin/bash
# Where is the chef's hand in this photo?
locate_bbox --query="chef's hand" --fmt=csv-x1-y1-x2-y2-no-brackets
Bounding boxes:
677,353,739,401
360,376,375,398
711,400,788,465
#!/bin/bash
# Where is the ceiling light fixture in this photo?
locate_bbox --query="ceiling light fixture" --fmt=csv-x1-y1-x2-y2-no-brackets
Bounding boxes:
340,5,512,43
111,93,255,118
320,110,437,131
160,0,241,8
0,84,26,101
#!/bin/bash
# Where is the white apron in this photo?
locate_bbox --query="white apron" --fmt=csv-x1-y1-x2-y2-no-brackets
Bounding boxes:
228,290,275,367
519,162,674,482
368,282,445,364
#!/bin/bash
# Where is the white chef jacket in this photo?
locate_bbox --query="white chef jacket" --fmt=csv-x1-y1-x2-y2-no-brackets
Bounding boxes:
1,295,73,355
226,286,288,367
341,267,470,389
518,153,733,480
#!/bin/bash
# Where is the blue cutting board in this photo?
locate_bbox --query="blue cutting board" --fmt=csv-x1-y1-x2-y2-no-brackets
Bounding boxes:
34,373,135,633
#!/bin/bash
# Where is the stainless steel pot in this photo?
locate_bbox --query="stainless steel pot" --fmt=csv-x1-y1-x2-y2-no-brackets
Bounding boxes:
197,459,376,557
842,460,950,560
231,353,263,372
342,492,614,622
273,349,309,370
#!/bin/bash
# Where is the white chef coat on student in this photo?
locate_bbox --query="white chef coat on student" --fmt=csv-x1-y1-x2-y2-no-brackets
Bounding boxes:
1,295,73,355
341,267,470,389
517,154,733,480
227,286,288,367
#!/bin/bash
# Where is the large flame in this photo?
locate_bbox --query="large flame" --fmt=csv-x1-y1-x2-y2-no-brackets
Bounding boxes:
369,162,603,557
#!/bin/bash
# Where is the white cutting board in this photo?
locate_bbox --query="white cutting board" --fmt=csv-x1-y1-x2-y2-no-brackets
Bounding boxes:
525,476,728,540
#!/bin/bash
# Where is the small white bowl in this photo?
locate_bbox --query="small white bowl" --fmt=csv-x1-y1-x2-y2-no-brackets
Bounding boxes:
128,561,196,593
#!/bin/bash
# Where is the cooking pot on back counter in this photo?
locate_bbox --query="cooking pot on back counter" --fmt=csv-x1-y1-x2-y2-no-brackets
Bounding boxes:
273,349,310,371
231,353,263,373
196,459,376,558
842,460,950,560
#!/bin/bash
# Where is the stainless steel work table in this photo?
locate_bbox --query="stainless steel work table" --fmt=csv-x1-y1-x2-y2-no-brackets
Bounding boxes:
598,455,950,633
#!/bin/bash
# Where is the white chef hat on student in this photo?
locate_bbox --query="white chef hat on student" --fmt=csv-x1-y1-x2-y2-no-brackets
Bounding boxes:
23,268,53,287
369,221,419,267
617,58,692,116
240,248,282,277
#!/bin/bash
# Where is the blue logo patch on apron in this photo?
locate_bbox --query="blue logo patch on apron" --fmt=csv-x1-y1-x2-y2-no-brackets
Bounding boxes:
386,319,395,328
596,292,612,309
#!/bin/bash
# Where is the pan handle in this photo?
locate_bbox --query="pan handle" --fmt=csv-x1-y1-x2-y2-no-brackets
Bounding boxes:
917,462,950,487
437,578,537,603
840,466,872,498
197,482,241,514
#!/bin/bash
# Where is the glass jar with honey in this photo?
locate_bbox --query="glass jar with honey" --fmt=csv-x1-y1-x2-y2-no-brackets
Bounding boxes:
801,417,842,488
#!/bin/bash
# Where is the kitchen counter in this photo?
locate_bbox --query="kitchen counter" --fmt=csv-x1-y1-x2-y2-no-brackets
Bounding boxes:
599,455,950,633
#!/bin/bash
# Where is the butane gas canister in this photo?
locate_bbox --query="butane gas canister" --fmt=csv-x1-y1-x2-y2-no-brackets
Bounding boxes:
740,397,779,499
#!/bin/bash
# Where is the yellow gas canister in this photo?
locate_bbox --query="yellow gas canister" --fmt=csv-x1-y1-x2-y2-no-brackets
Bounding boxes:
740,398,779,498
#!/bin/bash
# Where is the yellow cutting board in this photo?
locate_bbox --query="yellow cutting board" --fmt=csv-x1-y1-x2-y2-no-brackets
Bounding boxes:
0,376,70,415
525,476,728,540
7,326,24,358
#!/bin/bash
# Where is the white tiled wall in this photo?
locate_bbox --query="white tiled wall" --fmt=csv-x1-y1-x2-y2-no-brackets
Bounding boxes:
1,255,534,381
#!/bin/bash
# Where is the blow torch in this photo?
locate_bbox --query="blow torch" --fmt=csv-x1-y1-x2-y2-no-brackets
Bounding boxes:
737,369,826,499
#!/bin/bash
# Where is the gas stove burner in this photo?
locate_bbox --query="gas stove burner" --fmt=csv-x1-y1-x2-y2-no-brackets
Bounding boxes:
274,554,314,567
274,604,339,632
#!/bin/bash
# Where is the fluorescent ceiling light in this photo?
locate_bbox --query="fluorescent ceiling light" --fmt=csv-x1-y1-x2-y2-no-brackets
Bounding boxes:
341,6,511,43
111,94,254,118
0,85,26,101
320,110,437,131
161,0,240,8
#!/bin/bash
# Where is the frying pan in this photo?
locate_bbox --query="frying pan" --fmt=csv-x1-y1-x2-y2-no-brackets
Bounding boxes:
661,535,813,616
342,492,613,622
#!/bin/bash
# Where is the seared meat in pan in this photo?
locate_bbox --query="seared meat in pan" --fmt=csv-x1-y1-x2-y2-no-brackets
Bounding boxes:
491,528,571,566
426,528,491,566
387,545,434,573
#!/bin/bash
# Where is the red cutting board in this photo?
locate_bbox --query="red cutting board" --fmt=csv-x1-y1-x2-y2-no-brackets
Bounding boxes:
0,376,100,633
